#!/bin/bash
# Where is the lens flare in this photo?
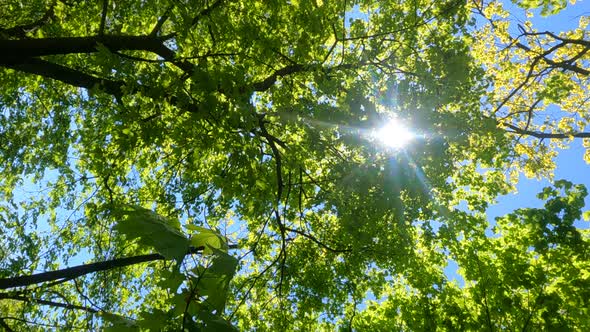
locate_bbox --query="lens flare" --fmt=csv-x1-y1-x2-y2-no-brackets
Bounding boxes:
375,118,414,149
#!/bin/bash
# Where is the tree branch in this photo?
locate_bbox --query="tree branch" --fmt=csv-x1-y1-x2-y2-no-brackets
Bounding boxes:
502,122,590,139
520,30,590,48
536,54,590,76
191,0,225,28
251,64,306,92
0,253,166,290
284,226,352,253
2,34,358,107
99,0,109,35
4,57,125,99
0,318,14,332
150,5,173,36
0,33,196,73
0,35,172,62
0,246,219,290
0,6,55,38
0,293,99,314
515,41,590,76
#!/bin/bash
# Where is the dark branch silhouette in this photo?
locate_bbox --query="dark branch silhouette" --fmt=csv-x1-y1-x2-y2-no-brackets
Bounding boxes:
0,293,99,314
503,123,590,139
0,252,167,290
0,35,173,62
4,57,126,98
0,246,223,290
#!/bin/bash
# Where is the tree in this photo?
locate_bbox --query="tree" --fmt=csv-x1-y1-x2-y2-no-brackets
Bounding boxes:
0,0,588,330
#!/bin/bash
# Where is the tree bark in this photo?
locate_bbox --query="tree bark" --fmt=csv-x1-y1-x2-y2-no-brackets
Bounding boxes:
0,252,166,290
4,57,125,98
0,35,169,63
0,245,241,290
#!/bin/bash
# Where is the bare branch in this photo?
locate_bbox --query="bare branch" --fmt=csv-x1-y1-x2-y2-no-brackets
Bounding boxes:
0,246,236,290
502,122,590,139
4,57,125,99
284,226,353,253
0,294,99,314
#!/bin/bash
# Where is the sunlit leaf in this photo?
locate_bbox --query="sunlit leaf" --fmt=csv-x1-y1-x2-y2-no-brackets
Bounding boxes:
114,206,190,260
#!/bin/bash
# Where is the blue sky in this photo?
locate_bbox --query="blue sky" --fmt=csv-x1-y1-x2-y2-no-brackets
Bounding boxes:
488,139,590,229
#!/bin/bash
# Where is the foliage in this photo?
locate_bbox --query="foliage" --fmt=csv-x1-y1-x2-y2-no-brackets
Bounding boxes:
511,0,571,16
0,0,589,330
472,0,590,176
354,180,590,330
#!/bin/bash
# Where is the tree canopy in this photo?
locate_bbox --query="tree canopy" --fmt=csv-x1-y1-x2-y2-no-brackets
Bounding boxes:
0,0,589,330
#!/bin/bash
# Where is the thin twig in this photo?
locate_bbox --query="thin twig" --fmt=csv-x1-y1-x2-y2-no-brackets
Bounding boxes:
284,226,352,253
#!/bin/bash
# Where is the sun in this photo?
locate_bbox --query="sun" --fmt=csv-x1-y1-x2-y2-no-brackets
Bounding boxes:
374,118,415,149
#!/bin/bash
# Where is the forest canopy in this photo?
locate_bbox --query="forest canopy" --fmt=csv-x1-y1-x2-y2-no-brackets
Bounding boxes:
0,0,589,330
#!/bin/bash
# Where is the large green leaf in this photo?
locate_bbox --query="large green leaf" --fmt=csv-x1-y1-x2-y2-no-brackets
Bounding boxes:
114,205,190,260
200,311,239,332
208,249,239,277
190,251,238,313
101,312,139,332
188,224,228,255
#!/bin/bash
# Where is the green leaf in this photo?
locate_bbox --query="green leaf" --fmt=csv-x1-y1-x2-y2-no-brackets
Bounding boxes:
198,309,238,331
157,269,186,292
189,225,228,255
114,205,190,260
511,0,568,15
101,312,139,331
208,250,238,277
136,310,170,331
202,315,239,332
190,252,238,313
